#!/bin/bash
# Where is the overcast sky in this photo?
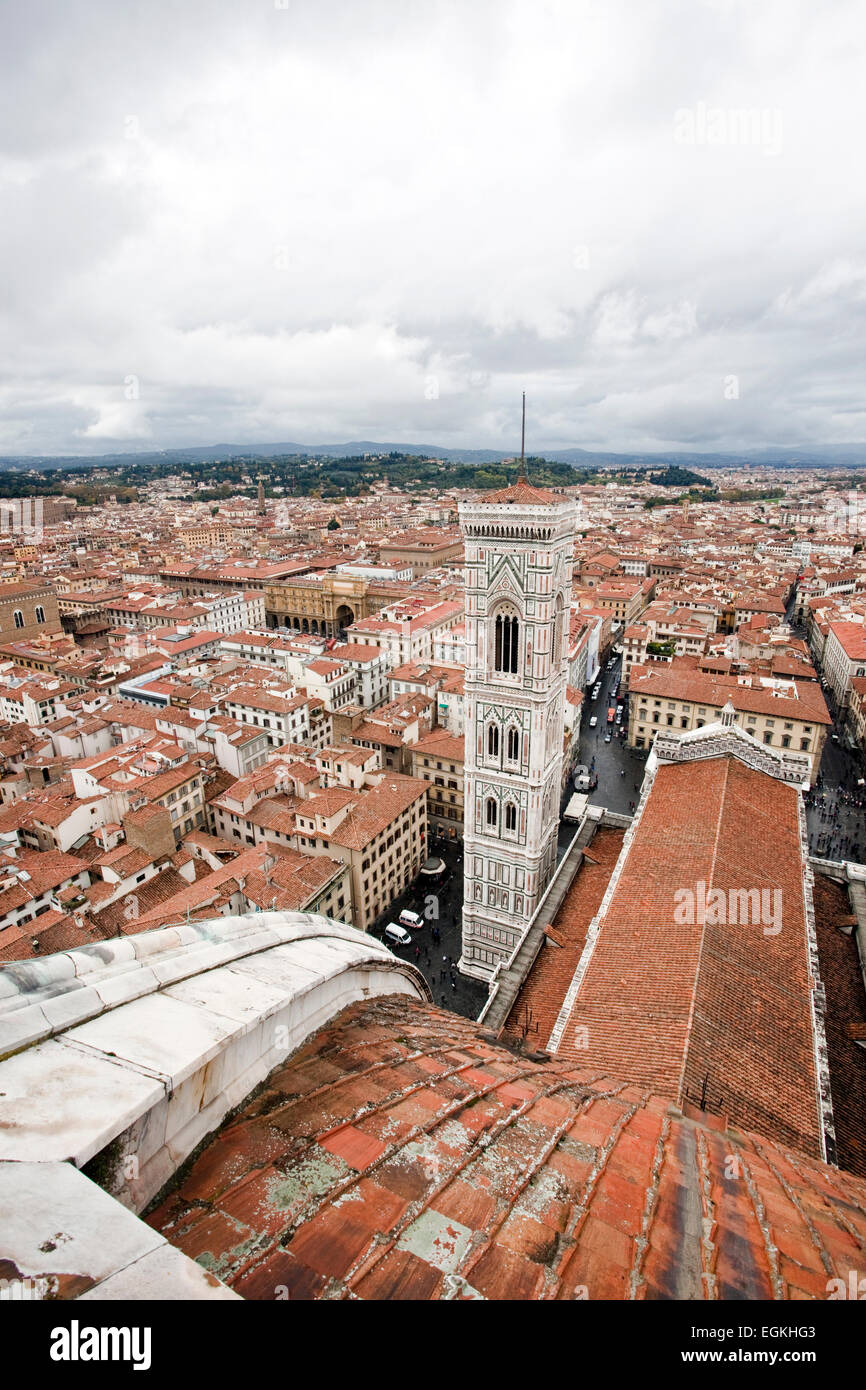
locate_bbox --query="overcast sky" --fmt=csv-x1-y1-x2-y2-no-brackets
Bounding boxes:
2,0,865,456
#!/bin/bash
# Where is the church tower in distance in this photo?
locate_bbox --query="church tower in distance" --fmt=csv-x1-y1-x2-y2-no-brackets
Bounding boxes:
458,412,576,982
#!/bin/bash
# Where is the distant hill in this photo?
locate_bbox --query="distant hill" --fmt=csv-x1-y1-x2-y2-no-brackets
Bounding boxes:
1,440,865,472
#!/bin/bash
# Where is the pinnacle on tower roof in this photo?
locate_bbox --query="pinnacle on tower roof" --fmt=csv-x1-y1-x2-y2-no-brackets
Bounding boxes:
479,393,563,505
517,390,527,485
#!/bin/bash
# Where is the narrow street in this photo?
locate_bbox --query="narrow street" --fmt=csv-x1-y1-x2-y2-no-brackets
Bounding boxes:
570,650,649,818
804,678,866,864
369,837,487,1019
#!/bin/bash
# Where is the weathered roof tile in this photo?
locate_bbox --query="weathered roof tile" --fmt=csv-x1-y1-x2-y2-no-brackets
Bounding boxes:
147,996,866,1300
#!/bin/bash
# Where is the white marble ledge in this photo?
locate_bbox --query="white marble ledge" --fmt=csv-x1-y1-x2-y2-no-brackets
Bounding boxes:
0,1038,165,1165
0,1160,238,1301
0,911,401,1060
0,913,430,1169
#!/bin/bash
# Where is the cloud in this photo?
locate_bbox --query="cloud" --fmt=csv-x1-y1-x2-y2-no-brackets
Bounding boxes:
1,0,865,455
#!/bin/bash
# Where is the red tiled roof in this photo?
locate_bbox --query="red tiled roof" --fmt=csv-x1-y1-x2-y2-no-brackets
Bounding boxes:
629,663,831,723
482,479,560,506
553,757,823,1159
502,828,624,1045
148,996,866,1300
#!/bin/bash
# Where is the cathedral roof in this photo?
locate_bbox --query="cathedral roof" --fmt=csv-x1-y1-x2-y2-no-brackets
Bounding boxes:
149,995,866,1300
548,757,825,1159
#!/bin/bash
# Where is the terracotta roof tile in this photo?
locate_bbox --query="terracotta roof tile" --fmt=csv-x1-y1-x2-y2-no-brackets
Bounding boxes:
148,996,866,1301
552,757,825,1161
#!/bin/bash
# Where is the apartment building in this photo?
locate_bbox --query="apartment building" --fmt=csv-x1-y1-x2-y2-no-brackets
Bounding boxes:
628,662,831,782
593,577,656,625
298,658,357,713
848,677,866,756
388,660,465,737
0,848,91,934
223,686,312,747
823,620,866,710
622,605,713,685
130,843,354,930
347,599,463,667
378,528,463,576
409,727,464,841
328,642,390,708
0,581,62,641
293,775,428,931
0,677,75,726
70,745,208,843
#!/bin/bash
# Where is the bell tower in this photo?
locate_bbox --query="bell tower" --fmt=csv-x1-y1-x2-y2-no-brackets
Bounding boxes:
458,400,576,982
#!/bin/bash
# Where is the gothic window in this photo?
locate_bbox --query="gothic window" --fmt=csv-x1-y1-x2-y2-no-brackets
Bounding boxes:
487,723,499,757
13,610,24,629
494,608,520,674
35,606,45,624
504,801,517,832
485,797,498,828
506,726,519,761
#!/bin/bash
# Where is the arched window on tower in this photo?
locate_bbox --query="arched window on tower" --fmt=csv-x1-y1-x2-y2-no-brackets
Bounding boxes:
485,797,498,829
494,608,520,674
504,802,517,833
506,726,519,761
487,724,499,758
13,610,24,629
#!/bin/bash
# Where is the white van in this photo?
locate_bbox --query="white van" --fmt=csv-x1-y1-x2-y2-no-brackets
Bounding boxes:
384,923,412,947
399,909,424,930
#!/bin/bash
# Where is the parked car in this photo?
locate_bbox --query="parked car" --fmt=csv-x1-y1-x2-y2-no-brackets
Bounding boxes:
399,909,424,930
589,715,598,728
604,732,612,743
384,923,412,947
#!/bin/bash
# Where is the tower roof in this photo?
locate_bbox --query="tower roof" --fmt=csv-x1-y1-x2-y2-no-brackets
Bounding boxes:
476,389,564,506
480,478,562,506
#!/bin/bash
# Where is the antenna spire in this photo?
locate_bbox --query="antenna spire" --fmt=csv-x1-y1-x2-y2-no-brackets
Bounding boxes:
518,391,527,483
